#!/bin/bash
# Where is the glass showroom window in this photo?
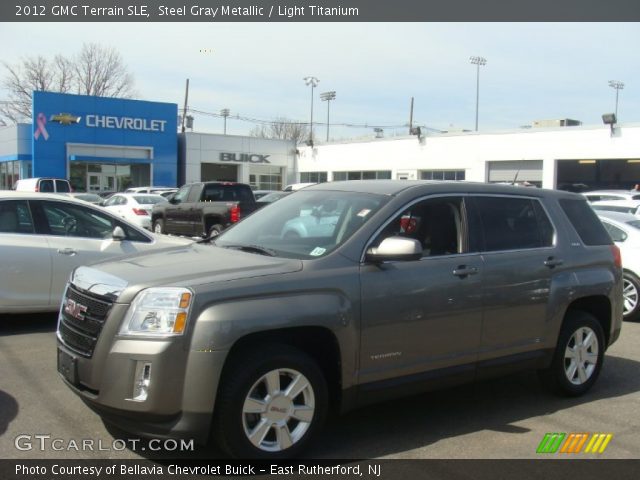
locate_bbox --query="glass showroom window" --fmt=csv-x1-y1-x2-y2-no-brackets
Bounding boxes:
420,170,466,181
300,172,328,183
333,171,391,181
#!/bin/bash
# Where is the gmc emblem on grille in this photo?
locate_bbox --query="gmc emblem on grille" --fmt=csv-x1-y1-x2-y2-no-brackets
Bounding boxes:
64,298,88,321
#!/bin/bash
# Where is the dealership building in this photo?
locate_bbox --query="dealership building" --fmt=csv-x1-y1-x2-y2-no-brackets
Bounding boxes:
2,91,640,192
0,92,296,192
297,122,640,191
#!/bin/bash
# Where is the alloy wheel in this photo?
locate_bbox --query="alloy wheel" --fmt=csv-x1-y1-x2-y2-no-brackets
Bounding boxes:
563,326,599,385
241,368,315,452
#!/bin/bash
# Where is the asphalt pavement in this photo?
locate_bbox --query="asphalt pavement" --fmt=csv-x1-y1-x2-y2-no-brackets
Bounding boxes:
1,313,638,460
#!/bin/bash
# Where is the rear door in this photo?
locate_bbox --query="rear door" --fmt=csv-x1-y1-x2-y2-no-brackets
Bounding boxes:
0,199,52,310
468,195,557,363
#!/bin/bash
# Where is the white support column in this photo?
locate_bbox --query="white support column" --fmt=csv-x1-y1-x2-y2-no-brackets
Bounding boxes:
542,158,557,189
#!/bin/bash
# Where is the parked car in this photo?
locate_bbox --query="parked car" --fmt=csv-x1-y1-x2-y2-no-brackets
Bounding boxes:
283,182,316,192
151,182,257,238
0,191,193,313
64,193,103,206
583,190,640,202
597,210,640,321
125,186,178,196
591,200,640,216
252,190,278,200
14,177,71,193
103,193,168,230
57,181,622,458
256,191,290,209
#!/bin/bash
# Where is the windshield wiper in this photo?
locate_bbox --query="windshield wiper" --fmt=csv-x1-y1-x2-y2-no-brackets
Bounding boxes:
221,244,277,257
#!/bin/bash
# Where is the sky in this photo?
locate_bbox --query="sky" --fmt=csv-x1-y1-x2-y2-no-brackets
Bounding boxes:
1,22,639,140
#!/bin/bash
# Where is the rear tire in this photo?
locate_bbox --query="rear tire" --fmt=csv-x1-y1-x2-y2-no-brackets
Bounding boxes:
622,271,640,321
538,310,604,397
208,224,223,238
212,344,328,459
153,219,165,234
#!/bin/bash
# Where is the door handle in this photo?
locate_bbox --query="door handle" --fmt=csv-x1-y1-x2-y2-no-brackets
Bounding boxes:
57,248,77,256
452,266,479,277
544,257,563,268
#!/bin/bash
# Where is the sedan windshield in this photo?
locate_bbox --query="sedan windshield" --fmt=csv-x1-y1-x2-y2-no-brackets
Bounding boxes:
216,190,388,259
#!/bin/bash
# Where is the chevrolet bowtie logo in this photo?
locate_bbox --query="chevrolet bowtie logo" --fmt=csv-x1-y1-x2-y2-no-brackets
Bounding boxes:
50,113,81,125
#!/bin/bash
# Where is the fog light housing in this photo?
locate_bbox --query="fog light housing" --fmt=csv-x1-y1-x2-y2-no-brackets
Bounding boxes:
131,361,152,402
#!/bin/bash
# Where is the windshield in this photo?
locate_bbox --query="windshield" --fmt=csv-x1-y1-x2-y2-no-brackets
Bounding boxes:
216,190,388,259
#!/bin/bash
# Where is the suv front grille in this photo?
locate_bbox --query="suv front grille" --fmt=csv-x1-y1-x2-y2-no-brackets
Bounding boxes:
58,284,114,358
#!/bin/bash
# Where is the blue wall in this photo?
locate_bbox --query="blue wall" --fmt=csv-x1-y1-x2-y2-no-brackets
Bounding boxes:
32,92,178,186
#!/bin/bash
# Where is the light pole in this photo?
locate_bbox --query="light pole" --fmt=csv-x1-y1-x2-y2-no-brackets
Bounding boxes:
469,56,487,131
220,108,230,134
320,91,336,142
303,76,319,145
608,80,624,119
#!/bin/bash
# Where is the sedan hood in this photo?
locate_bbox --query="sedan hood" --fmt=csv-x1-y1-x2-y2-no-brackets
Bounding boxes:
72,243,302,302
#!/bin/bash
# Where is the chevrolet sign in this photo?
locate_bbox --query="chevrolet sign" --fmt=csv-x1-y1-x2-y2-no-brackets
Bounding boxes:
85,115,167,132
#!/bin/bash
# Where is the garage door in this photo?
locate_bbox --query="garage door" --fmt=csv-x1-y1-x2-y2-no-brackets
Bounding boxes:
487,160,543,184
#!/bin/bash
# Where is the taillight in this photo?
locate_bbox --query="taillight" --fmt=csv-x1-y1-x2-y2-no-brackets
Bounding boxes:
230,205,240,223
611,244,622,268
132,208,149,216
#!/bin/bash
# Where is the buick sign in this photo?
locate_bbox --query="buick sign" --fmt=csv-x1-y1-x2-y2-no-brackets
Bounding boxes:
220,153,271,164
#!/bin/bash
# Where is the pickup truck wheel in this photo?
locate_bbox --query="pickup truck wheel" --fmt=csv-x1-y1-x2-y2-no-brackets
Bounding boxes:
153,219,165,234
208,224,223,238
213,345,328,459
538,310,604,397
622,271,640,321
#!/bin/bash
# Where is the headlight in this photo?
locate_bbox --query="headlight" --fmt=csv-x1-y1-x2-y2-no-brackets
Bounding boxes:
119,287,193,337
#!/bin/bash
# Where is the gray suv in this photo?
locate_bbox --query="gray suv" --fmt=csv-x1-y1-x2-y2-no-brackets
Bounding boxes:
56,181,623,458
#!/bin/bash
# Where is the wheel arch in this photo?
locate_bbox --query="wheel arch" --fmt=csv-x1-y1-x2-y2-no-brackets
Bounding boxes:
218,326,343,414
564,295,612,346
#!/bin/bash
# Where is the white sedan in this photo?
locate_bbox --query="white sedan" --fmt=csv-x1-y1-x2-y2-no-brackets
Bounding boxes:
597,210,640,321
102,193,167,230
0,191,193,313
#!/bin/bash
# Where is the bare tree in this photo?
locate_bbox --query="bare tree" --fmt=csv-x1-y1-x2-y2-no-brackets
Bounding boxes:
1,43,136,123
73,43,135,98
249,117,311,145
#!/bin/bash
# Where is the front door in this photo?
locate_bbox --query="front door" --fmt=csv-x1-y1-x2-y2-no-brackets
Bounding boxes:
358,196,484,388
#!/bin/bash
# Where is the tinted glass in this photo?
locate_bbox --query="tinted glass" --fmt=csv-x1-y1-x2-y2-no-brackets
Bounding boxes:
372,197,465,257
560,198,612,246
55,180,71,193
0,200,34,233
39,180,54,192
475,196,553,251
42,202,113,239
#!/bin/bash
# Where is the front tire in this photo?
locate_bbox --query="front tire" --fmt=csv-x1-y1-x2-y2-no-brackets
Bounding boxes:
538,310,605,396
213,345,328,459
622,271,640,321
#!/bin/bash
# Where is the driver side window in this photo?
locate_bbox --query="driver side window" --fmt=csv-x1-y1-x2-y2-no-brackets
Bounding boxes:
41,201,113,239
373,197,464,257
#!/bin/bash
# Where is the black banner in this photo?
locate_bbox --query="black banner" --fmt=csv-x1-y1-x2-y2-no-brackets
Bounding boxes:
1,460,640,480
2,0,640,22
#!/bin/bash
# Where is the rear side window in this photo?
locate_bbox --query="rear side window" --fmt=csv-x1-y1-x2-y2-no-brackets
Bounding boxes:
474,196,554,252
559,198,612,246
39,179,54,192
55,180,71,192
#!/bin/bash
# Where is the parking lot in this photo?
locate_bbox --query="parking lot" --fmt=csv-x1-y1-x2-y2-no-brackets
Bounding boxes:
1,313,638,460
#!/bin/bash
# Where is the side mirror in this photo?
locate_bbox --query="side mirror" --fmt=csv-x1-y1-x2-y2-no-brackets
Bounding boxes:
112,226,126,241
366,236,423,263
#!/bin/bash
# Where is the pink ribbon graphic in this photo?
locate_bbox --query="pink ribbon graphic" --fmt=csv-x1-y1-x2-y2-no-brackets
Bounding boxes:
34,112,49,140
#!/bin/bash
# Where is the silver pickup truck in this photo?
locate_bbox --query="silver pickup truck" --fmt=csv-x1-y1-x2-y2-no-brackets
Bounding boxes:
57,181,623,458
